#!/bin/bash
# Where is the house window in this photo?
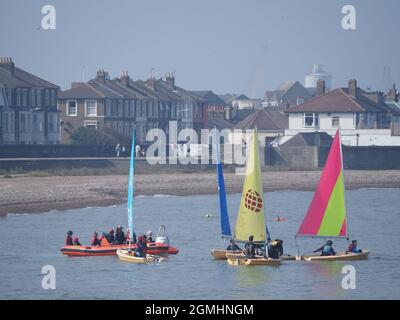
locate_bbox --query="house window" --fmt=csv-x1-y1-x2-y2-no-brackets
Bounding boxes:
20,113,26,133
67,100,77,116
22,89,28,106
31,89,36,107
45,89,50,106
332,116,340,128
124,100,129,117
48,114,55,132
129,100,135,117
36,89,42,106
85,100,97,117
84,120,97,129
16,89,21,106
304,113,319,128
3,112,9,133
106,99,112,116
50,89,56,105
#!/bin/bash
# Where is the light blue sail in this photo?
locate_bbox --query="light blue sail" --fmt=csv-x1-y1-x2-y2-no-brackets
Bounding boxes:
216,141,232,238
127,131,135,241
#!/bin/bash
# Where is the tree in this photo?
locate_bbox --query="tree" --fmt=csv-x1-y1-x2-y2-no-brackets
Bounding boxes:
69,127,131,146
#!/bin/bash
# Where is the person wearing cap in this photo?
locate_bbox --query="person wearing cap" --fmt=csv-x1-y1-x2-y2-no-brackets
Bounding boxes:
146,230,153,242
65,230,74,246
91,232,101,246
313,240,336,256
73,237,81,246
226,239,241,251
115,226,125,244
347,240,362,254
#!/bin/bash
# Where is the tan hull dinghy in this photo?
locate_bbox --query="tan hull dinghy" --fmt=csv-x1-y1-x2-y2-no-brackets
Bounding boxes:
116,249,167,263
302,250,370,262
227,256,281,266
226,252,295,261
211,249,242,260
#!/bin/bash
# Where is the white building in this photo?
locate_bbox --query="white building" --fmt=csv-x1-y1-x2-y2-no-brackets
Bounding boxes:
281,79,400,146
305,64,332,91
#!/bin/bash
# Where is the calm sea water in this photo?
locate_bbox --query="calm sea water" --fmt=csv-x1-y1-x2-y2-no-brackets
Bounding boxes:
0,188,399,299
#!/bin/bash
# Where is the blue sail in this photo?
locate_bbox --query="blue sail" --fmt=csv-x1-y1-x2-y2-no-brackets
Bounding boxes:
216,142,231,238
127,131,135,241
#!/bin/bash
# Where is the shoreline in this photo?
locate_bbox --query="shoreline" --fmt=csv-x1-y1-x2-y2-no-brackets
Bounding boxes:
1,170,400,217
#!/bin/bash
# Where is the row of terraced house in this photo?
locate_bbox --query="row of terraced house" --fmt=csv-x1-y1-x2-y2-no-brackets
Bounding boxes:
0,58,214,145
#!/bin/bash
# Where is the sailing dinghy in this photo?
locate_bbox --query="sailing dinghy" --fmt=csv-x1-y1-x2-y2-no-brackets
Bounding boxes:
211,138,242,260
116,131,177,263
295,129,370,261
226,130,281,266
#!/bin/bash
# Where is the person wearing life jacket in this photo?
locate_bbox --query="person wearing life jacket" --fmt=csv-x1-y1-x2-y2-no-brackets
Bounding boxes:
146,230,153,242
65,230,74,246
347,240,362,254
91,232,101,246
73,237,81,246
134,236,147,257
115,226,125,244
226,239,241,251
244,235,259,259
268,239,284,259
314,240,336,256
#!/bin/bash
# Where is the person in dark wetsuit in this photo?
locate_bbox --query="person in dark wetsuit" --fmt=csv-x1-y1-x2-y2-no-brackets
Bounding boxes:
226,239,241,251
268,239,284,259
115,226,126,244
146,230,153,242
244,235,259,258
91,232,101,246
314,240,336,256
65,230,74,245
107,229,115,243
73,237,81,246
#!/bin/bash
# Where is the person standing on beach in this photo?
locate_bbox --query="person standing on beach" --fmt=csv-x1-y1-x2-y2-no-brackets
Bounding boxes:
115,144,121,157
135,144,141,158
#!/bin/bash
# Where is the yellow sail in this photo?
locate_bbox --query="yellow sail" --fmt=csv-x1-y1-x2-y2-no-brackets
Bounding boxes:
234,130,266,242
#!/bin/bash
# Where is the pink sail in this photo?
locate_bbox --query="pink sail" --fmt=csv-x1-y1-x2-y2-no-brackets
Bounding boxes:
296,129,347,238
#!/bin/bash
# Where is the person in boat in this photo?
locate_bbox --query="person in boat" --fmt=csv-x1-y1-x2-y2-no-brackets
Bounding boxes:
268,239,284,259
146,230,153,242
125,228,137,244
91,232,101,246
244,235,261,259
73,237,81,246
65,230,74,246
313,240,336,256
106,229,115,243
115,226,126,244
134,236,147,257
347,240,362,254
226,239,241,251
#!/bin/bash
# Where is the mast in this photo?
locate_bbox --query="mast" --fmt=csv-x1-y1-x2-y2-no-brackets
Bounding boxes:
215,129,232,240
338,128,350,240
127,129,136,242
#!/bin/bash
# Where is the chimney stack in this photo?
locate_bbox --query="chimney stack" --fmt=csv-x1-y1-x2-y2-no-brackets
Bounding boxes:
121,70,130,86
317,79,326,96
165,72,175,89
0,57,15,75
96,69,108,84
348,79,357,97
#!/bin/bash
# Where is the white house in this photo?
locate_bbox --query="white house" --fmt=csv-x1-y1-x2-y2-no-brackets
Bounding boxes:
281,79,400,146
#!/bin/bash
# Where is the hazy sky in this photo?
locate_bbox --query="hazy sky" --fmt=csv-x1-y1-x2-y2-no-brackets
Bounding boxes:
1,0,399,97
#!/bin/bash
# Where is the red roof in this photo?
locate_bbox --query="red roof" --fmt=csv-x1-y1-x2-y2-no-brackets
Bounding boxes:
285,88,379,113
